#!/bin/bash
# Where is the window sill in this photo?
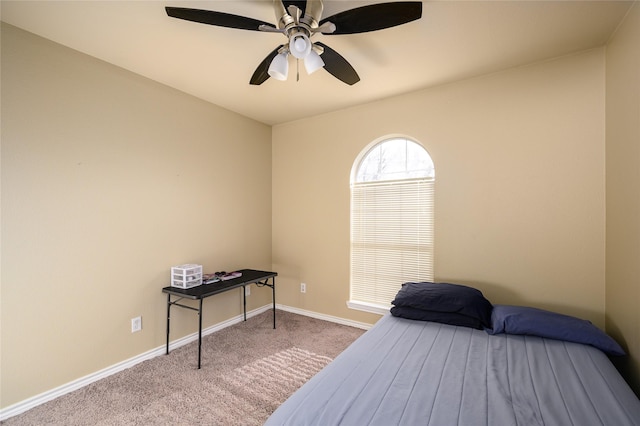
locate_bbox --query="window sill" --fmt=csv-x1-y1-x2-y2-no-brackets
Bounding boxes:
346,300,390,316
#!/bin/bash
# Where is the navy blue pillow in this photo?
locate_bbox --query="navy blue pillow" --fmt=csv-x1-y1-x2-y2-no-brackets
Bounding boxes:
486,305,625,356
390,306,484,329
391,282,493,328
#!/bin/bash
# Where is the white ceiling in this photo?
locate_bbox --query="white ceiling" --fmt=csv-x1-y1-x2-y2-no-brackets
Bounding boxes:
1,1,633,125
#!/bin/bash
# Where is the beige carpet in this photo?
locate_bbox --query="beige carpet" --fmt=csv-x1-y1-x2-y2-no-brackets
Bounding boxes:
2,310,365,425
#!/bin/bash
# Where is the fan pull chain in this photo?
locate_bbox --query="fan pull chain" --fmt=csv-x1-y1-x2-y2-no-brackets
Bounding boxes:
296,59,300,82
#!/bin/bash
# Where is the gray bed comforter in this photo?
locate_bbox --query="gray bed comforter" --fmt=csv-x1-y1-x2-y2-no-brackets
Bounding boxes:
266,314,640,425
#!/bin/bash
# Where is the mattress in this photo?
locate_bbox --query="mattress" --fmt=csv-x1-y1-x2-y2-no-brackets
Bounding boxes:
266,314,640,425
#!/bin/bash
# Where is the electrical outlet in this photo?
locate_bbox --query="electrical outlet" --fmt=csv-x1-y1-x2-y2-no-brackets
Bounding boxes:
245,286,250,296
131,316,142,333
300,282,306,293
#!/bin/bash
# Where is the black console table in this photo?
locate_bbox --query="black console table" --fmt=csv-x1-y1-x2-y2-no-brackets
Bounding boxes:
162,268,277,369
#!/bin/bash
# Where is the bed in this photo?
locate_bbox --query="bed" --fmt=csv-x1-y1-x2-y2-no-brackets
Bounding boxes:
266,283,640,425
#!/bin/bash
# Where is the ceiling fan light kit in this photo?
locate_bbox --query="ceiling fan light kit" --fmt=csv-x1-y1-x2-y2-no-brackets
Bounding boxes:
289,32,311,59
304,50,325,75
268,52,289,81
165,1,422,85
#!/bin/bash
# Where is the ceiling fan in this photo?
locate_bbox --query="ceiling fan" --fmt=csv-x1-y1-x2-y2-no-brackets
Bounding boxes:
165,0,422,85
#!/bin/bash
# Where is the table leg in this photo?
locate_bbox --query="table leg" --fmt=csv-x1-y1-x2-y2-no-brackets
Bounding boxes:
198,298,203,369
272,277,276,329
243,285,247,321
166,294,171,355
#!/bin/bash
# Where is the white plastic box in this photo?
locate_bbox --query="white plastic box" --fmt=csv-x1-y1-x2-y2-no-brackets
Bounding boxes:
171,264,203,288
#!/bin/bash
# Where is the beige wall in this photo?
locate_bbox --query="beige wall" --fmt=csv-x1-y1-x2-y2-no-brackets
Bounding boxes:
1,23,272,407
3,4,639,411
605,3,640,395
273,49,607,327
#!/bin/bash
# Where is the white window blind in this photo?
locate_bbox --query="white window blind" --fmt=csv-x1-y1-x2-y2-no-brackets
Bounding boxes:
349,137,435,313
350,177,434,310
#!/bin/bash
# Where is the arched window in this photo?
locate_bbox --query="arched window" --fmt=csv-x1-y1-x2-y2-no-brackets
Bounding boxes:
349,137,435,314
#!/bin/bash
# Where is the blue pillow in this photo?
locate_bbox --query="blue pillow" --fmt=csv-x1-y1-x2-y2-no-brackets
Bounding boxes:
391,282,493,328
390,306,484,329
486,305,625,356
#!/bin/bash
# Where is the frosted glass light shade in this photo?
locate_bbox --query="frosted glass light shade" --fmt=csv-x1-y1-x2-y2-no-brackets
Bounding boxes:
268,53,289,81
304,50,325,74
289,33,311,59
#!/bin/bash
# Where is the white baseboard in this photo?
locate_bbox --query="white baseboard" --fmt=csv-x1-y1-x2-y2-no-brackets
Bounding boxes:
0,304,370,421
276,304,374,330
0,305,271,421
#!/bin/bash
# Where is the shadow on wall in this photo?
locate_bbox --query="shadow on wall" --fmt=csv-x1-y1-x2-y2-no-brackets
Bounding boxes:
607,315,640,398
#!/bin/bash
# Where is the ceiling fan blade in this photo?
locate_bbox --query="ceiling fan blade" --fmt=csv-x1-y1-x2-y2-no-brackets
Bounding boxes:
315,42,360,85
250,45,284,86
319,2,422,34
166,7,276,31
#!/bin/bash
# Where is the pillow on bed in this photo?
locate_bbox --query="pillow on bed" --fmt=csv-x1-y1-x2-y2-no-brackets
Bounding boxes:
486,305,625,356
390,306,485,329
391,282,493,328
